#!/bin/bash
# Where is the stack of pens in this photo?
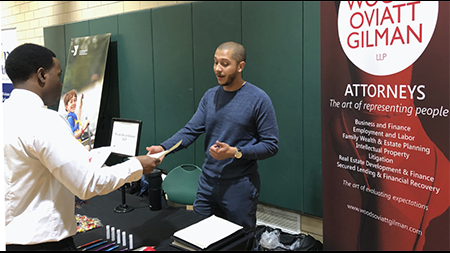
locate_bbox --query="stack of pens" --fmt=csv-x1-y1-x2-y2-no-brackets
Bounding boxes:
76,225,134,251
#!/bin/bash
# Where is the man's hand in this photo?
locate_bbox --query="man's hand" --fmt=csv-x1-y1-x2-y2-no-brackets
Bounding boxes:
146,145,166,162
135,156,161,174
209,141,235,161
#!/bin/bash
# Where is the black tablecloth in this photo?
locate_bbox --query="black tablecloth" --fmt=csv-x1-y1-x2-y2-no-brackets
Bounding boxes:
74,189,206,251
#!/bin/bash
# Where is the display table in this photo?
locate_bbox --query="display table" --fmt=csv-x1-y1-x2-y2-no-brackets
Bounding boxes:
73,190,254,251
74,190,205,250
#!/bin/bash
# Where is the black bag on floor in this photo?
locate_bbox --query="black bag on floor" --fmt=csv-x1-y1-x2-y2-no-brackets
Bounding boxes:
254,225,323,251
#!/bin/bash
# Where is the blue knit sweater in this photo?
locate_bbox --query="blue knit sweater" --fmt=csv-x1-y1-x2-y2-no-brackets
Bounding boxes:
161,82,279,179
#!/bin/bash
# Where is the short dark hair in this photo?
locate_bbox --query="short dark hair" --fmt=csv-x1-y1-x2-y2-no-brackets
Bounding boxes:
217,41,246,63
64,89,78,106
5,43,56,86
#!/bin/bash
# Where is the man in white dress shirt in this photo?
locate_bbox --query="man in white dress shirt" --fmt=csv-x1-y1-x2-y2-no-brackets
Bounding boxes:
4,43,161,250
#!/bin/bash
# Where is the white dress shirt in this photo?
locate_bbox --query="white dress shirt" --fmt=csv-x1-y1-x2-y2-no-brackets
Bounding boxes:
4,89,143,244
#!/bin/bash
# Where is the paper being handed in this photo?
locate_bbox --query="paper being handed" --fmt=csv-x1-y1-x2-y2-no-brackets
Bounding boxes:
89,146,112,168
147,140,182,159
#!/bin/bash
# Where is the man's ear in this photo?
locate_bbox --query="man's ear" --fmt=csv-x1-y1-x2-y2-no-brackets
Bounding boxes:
37,67,46,87
238,61,245,73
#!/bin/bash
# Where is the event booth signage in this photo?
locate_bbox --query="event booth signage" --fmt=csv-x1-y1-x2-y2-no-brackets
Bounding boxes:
321,1,449,250
1,28,17,102
58,33,111,149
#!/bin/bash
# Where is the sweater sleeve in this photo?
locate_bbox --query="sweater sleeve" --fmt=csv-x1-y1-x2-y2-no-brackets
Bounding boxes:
241,93,279,160
160,94,207,153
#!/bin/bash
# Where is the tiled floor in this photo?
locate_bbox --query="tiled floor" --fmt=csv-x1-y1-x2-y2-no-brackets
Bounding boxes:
255,203,323,243
300,214,323,243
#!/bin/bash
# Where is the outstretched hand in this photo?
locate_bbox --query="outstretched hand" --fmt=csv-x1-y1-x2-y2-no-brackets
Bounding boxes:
135,155,161,174
146,145,166,162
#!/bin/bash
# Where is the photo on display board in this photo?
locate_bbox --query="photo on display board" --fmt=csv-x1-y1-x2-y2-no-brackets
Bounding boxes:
57,33,111,150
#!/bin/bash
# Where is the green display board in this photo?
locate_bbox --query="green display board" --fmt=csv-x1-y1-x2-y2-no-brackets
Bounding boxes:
44,1,322,217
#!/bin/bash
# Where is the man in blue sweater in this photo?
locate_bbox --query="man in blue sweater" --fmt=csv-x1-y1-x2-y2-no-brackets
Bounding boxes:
147,41,279,232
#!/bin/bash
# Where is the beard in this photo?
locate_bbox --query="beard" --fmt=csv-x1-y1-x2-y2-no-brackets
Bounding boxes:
219,70,237,87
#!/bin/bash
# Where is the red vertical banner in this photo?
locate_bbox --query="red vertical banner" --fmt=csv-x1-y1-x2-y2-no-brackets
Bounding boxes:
321,1,449,250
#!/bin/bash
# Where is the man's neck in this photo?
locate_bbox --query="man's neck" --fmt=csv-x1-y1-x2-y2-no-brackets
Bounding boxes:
223,78,246,92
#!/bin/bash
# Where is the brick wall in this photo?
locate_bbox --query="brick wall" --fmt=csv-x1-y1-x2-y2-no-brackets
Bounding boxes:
1,1,191,46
